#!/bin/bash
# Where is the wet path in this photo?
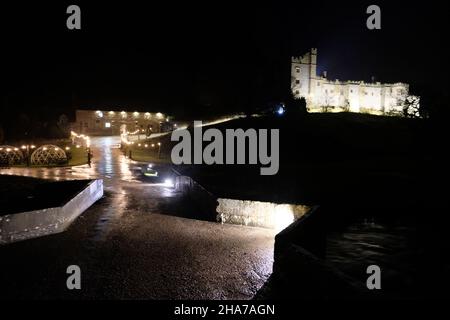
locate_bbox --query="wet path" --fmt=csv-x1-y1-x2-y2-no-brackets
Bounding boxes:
0,136,274,299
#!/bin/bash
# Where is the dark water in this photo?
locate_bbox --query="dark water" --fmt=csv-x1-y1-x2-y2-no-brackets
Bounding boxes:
326,218,429,295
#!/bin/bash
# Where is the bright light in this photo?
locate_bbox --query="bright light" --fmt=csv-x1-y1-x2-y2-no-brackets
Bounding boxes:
121,111,127,118
277,105,285,115
31,145,35,149
65,147,70,150
151,144,155,148
144,112,151,119
42,147,47,151
105,122,111,128
274,205,295,233
157,142,161,146
156,112,163,119
147,164,153,168
144,144,148,148
76,145,80,148
6,148,11,152
21,145,27,149
164,178,174,187
138,143,142,147
133,112,139,117
95,110,103,118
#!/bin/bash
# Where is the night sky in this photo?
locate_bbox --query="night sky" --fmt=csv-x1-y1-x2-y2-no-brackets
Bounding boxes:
2,1,449,118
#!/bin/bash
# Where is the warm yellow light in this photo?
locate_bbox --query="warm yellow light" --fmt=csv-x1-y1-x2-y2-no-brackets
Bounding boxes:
6,148,11,152
43,147,47,151
133,112,139,117
157,142,161,146
156,112,163,119
21,145,27,149
76,145,80,148
31,145,36,149
65,147,70,150
144,144,148,148
274,205,295,233
138,143,141,147
151,144,155,148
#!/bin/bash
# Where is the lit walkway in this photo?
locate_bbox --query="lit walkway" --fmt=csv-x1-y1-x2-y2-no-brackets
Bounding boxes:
0,136,274,299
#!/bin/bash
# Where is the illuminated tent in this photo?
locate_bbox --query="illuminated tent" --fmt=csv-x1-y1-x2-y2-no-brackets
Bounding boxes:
30,145,67,166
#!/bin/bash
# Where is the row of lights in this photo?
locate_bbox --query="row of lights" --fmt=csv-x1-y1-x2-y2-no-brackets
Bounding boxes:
71,131,91,148
0,145,77,152
96,111,164,120
136,142,161,148
120,131,161,148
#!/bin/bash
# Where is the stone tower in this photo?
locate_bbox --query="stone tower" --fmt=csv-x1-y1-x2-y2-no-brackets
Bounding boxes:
291,48,317,101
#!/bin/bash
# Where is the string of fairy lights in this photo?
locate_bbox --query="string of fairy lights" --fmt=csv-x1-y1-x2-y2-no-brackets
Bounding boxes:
120,130,161,149
0,131,90,155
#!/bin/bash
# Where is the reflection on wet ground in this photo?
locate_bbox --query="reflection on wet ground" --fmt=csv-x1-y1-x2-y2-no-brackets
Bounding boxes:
0,136,274,299
326,218,429,297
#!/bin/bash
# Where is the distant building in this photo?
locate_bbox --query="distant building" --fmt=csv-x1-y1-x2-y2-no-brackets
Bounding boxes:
73,110,171,135
291,48,420,115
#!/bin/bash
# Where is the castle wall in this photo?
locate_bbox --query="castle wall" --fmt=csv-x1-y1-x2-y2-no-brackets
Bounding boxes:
291,49,411,115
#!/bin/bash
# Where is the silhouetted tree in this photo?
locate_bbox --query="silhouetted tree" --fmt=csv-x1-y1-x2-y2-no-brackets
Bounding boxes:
284,94,307,117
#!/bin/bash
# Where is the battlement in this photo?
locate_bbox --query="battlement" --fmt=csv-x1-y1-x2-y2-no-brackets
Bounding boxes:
290,49,415,116
292,48,317,64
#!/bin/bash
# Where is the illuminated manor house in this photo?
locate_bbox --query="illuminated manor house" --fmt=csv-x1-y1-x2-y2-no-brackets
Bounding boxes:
291,48,419,115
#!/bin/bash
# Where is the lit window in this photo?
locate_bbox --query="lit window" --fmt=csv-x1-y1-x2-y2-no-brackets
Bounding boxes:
105,122,111,128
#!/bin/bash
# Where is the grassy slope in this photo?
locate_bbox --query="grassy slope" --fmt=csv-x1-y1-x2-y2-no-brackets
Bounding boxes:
168,112,435,213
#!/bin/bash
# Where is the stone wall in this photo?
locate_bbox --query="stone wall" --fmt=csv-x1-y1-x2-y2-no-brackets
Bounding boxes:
174,174,217,221
216,198,310,230
262,206,368,299
0,179,103,244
